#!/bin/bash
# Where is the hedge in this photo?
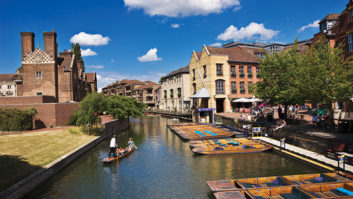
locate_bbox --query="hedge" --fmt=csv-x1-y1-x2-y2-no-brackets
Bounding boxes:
0,108,38,131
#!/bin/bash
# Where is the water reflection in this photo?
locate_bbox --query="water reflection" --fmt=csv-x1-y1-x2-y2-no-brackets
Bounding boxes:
26,116,322,199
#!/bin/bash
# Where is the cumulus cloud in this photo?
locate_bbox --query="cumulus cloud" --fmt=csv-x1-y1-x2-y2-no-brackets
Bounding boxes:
210,42,222,47
217,22,279,41
138,48,162,62
88,65,104,69
97,71,165,92
70,32,110,46
298,20,320,32
81,48,97,56
171,23,181,28
123,0,241,17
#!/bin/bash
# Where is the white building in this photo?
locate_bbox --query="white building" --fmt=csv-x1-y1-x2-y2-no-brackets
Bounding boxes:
0,74,22,96
160,65,190,112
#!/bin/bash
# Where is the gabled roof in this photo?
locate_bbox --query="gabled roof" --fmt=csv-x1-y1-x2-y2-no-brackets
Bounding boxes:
22,47,55,64
321,14,340,22
190,88,210,98
145,81,158,85
86,72,96,83
206,46,261,63
161,65,189,80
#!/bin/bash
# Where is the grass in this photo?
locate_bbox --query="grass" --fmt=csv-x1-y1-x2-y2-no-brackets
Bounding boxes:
0,127,96,191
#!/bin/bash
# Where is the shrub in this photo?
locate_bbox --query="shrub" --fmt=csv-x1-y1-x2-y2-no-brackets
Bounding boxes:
0,108,38,131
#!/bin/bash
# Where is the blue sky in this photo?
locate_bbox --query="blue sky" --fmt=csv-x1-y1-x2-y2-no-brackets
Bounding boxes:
0,0,345,91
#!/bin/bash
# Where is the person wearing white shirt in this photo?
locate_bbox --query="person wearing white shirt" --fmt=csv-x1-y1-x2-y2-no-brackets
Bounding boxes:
109,135,117,158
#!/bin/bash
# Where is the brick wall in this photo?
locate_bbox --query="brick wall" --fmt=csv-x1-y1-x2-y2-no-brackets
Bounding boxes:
0,102,78,128
0,95,55,105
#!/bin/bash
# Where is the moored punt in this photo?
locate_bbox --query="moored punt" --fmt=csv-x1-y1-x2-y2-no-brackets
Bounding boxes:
207,173,352,192
167,123,236,141
102,148,135,163
190,138,272,155
299,182,353,198
214,191,247,199
242,185,317,199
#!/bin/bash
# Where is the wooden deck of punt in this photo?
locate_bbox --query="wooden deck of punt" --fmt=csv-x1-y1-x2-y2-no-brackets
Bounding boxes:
167,123,236,141
190,138,273,155
102,148,135,163
207,172,353,192
299,182,353,198
214,191,247,199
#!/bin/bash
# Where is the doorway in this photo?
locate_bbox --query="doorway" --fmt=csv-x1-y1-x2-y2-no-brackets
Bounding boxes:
216,98,225,113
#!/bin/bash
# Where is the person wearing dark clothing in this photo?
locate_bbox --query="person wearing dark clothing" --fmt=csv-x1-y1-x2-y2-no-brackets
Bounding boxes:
278,106,282,119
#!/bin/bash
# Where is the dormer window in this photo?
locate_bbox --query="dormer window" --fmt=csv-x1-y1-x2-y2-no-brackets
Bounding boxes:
320,22,327,32
256,52,265,58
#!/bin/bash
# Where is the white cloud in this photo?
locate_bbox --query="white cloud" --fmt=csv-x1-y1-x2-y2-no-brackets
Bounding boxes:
217,22,279,41
88,65,104,69
70,32,110,46
124,0,240,17
298,20,320,32
210,42,222,47
97,71,165,92
81,48,97,56
171,23,181,28
138,48,162,62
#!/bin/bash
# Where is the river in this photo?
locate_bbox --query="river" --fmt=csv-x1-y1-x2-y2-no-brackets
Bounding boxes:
26,116,322,199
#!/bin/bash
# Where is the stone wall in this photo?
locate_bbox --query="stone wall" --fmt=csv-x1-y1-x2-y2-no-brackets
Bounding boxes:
101,118,129,138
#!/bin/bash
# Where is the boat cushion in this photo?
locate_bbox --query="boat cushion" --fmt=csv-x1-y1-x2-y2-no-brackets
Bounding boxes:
331,189,349,196
336,188,353,196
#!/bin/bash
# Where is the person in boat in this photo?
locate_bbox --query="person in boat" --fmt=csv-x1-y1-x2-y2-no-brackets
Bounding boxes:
128,138,137,150
109,135,117,158
118,147,125,157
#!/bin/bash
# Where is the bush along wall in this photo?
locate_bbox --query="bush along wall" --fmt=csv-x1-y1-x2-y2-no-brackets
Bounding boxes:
0,108,38,131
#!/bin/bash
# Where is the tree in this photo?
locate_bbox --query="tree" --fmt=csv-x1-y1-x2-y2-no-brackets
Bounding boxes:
106,95,145,120
71,43,82,61
253,39,305,116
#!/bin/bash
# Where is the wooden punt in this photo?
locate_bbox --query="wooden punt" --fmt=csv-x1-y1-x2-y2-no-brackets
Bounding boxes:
213,190,247,199
190,138,273,155
207,173,352,192
244,185,317,199
299,182,353,198
102,148,135,163
167,123,236,141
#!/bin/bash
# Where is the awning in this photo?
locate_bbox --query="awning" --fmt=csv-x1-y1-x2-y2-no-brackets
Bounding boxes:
232,98,261,103
190,88,210,98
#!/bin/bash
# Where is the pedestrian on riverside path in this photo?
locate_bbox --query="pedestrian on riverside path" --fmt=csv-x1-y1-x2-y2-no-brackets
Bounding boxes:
109,135,117,158
278,105,282,119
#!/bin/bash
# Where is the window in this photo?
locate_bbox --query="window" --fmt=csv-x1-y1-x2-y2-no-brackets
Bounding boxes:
231,81,237,94
193,83,196,94
203,65,207,78
215,80,225,94
164,90,167,99
231,66,236,78
247,66,252,77
350,9,353,22
177,88,182,98
239,66,245,78
348,34,353,53
256,67,261,78
216,64,223,76
7,85,11,89
192,69,196,81
36,92,43,96
240,82,245,94
320,22,327,32
248,82,253,93
170,89,174,98
36,71,42,79
147,89,153,94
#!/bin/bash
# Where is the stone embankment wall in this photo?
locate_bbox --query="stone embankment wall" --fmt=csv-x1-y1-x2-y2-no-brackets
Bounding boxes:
0,118,128,199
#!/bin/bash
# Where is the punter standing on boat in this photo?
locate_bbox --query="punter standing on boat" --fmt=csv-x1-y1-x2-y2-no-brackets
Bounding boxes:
109,135,117,157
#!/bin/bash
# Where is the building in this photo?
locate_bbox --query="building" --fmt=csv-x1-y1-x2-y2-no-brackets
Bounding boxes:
102,79,160,108
0,30,97,102
159,65,191,112
0,74,22,96
189,45,265,113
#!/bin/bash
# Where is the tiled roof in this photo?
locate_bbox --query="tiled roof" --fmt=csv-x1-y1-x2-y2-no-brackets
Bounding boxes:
145,81,158,85
195,52,201,60
206,46,261,63
0,74,22,82
162,65,189,80
123,80,146,87
86,72,96,83
322,14,340,21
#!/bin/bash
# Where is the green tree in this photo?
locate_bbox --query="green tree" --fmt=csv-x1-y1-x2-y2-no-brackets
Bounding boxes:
253,39,305,116
71,43,82,61
106,95,145,120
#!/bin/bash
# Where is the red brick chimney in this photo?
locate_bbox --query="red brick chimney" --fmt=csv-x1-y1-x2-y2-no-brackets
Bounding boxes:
43,30,57,59
20,32,35,61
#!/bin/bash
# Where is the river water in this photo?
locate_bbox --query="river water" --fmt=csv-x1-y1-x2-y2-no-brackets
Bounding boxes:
26,116,322,199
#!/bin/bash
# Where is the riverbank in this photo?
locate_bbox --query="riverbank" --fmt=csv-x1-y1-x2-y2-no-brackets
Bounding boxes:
0,117,128,199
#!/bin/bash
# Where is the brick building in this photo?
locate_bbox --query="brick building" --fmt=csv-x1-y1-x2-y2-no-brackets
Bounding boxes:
102,79,160,108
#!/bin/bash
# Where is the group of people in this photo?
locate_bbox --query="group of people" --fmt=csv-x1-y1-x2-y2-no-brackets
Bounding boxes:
109,135,137,158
